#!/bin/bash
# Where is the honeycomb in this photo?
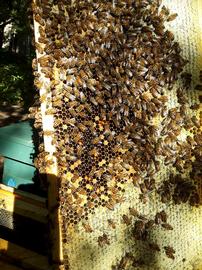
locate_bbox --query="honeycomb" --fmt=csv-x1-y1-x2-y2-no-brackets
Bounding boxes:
31,0,202,269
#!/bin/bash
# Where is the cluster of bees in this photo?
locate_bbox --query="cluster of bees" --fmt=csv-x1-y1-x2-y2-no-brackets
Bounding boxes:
80,206,176,268
109,208,175,269
158,173,200,206
31,0,202,268
111,248,177,268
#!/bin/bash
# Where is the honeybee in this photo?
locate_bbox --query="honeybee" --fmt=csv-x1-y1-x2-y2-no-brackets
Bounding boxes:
38,55,50,67
105,200,115,211
53,100,63,108
65,92,76,101
38,143,44,152
145,219,155,229
117,252,134,270
78,123,87,132
90,148,98,157
159,210,167,223
191,116,200,128
90,97,98,106
122,214,132,225
76,144,83,157
74,76,83,87
84,103,93,113
82,222,93,233
98,233,110,247
190,104,200,110
38,36,47,44
39,94,47,103
189,192,200,207
95,95,105,105
80,91,86,103
138,215,148,221
68,108,77,117
65,118,76,127
0,199,6,209
66,194,73,205
139,183,147,194
95,168,105,178
87,79,97,92
41,68,53,78
34,14,45,26
155,212,162,224
65,146,75,155
76,104,85,112
164,246,175,260
92,137,100,145
43,130,54,136
79,70,88,80
34,78,43,89
45,108,55,115
45,159,54,166
38,25,45,36
73,133,83,144
133,220,147,241
68,101,78,108
35,42,44,54
167,13,178,22
161,223,173,230
107,219,116,229
32,58,38,71
54,119,62,127
129,207,138,217
148,242,160,252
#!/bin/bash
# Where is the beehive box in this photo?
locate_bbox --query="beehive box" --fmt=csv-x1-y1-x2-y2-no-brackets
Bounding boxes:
0,121,36,189
32,1,202,270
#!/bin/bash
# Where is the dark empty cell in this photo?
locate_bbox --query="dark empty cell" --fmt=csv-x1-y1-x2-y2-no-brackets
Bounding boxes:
63,238,68,244
94,199,99,205
104,191,108,196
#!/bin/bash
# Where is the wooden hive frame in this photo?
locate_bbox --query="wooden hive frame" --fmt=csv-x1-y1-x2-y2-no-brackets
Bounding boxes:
32,1,202,270
0,183,50,269
32,3,63,268
0,183,47,223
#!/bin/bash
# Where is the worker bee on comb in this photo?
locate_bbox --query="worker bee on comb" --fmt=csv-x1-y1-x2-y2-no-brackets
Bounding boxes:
98,233,110,247
164,246,176,260
82,222,93,233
